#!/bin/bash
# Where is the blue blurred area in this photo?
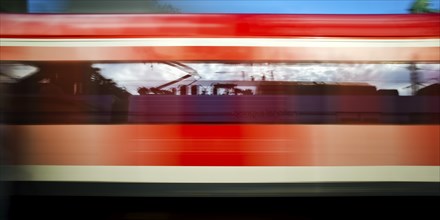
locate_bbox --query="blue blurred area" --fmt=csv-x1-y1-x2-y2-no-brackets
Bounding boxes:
25,0,440,14
163,0,440,14
28,0,68,13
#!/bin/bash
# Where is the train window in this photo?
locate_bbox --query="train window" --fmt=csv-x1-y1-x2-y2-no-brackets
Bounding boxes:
0,63,38,82
91,62,439,96
1,61,438,124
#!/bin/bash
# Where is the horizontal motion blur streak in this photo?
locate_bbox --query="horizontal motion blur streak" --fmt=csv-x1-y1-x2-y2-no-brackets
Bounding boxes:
2,165,439,183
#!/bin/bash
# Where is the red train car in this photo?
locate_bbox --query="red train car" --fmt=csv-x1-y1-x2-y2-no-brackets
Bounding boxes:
0,13,439,196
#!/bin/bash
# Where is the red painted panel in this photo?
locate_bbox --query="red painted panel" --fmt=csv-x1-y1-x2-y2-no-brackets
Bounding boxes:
1,14,439,38
6,124,439,166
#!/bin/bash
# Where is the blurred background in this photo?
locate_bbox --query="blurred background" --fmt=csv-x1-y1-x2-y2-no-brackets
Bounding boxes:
0,0,439,14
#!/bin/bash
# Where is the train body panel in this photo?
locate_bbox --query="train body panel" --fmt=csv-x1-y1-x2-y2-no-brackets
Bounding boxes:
1,13,439,196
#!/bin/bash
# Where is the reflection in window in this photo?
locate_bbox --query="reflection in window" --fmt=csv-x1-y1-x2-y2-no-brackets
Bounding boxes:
1,61,439,124
92,62,440,96
0,63,38,83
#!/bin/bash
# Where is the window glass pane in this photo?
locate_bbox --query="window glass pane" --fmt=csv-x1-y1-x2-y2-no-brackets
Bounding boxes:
93,62,440,96
2,61,439,124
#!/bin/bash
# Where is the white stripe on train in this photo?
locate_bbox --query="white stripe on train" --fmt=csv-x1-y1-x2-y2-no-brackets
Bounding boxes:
2,165,439,183
1,38,439,47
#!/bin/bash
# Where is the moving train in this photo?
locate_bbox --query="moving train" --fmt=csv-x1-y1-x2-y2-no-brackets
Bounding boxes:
0,13,439,196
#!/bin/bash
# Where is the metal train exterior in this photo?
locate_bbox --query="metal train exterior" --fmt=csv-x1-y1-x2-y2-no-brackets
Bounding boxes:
0,13,439,196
